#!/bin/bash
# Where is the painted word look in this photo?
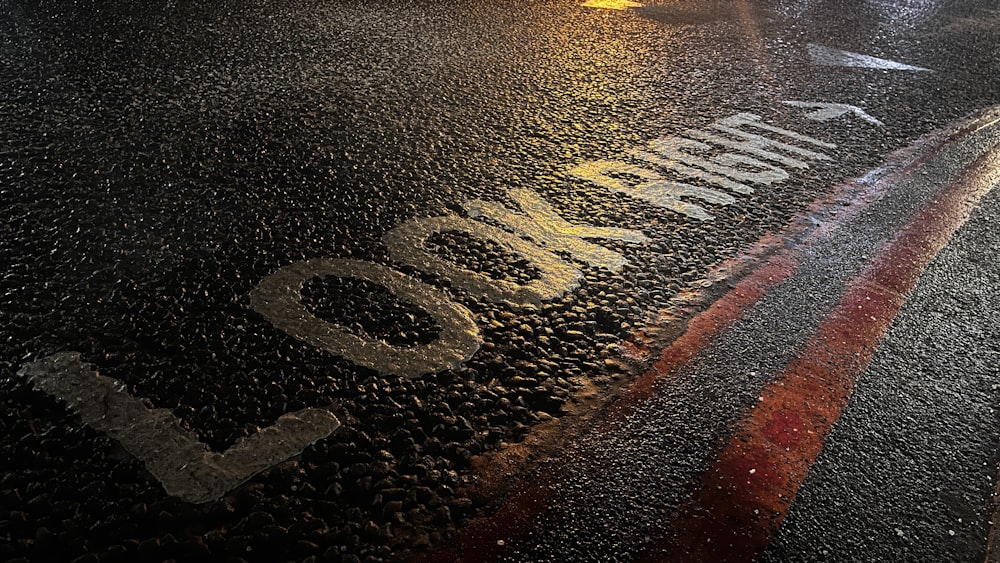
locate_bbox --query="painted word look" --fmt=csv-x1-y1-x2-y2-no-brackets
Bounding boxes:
251,113,834,377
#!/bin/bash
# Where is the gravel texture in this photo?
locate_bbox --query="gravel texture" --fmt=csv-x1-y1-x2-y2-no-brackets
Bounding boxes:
3,0,999,561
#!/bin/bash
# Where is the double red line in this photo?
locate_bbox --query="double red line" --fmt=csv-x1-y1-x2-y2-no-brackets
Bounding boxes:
424,109,1000,562
646,133,1000,562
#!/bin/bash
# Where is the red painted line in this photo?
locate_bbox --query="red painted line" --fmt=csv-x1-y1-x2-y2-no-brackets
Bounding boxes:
421,481,551,563
420,253,800,563
639,143,1000,562
607,253,797,421
573,105,993,437
420,110,1000,563
617,107,967,384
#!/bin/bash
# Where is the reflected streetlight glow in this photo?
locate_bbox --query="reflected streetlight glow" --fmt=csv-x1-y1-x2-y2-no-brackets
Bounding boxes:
582,0,642,10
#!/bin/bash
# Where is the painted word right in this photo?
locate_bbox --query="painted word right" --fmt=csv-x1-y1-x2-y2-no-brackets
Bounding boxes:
570,113,837,221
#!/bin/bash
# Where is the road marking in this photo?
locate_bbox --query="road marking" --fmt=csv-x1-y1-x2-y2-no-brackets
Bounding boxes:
631,146,756,195
570,159,736,221
384,214,583,307
645,114,1000,562
706,113,835,166
463,187,647,271
570,113,834,221
582,0,641,10
251,258,481,377
783,100,885,127
419,253,803,563
254,112,836,375
652,136,790,186
18,352,341,504
421,107,1000,562
807,43,932,71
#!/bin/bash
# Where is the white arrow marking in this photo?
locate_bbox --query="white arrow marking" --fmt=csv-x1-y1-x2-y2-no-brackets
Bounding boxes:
807,43,931,72
783,101,885,127
19,352,341,504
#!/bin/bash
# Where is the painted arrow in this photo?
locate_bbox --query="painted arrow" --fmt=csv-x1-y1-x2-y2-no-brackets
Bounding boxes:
18,352,341,504
806,43,932,72
783,101,885,127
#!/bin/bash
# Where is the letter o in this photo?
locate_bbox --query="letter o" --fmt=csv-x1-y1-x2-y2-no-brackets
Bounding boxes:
250,259,481,378
383,215,582,307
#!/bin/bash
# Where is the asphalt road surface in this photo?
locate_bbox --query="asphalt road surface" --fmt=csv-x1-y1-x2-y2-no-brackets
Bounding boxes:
2,1,999,562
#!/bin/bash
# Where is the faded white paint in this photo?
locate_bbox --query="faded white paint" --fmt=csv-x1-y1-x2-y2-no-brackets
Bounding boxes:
463,187,647,271
647,136,788,187
17,108,858,501
570,113,835,222
383,214,582,307
685,128,824,169
569,159,735,221
714,113,837,150
807,43,932,72
251,258,481,377
783,101,885,127
630,147,755,195
18,352,341,504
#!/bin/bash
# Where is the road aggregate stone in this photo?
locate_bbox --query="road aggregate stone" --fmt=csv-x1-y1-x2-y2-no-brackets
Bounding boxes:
3,0,999,561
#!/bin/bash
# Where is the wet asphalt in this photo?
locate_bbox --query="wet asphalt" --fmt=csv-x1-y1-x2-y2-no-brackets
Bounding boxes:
2,0,1000,562
471,110,1000,562
765,161,1000,561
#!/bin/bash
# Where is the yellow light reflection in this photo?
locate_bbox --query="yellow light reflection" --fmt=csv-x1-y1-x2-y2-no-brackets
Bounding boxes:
582,0,641,10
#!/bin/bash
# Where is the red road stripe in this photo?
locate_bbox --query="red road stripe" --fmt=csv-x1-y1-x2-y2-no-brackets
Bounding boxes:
422,255,799,563
607,253,797,421
424,241,805,563
610,107,973,419
641,144,1000,562
421,111,1000,563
